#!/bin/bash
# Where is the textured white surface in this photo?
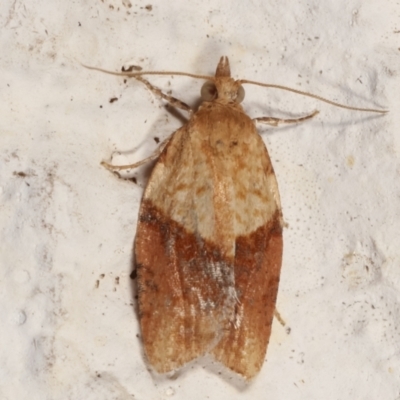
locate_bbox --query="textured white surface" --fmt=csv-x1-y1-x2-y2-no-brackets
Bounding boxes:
0,0,398,398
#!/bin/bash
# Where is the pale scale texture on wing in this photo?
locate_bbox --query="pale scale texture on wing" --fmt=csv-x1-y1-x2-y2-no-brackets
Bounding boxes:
146,102,282,257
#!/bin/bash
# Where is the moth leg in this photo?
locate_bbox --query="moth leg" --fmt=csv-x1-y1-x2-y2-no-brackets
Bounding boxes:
253,110,319,126
101,134,172,171
274,309,286,327
135,76,194,116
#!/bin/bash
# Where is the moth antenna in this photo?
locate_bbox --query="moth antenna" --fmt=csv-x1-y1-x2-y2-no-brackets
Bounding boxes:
239,79,388,114
83,64,387,113
82,64,214,81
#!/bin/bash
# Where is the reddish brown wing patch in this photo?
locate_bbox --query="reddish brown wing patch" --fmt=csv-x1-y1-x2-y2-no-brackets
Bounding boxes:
212,212,283,379
136,200,236,373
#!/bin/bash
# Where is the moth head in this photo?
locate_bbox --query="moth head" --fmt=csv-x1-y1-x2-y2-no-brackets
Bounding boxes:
201,80,245,103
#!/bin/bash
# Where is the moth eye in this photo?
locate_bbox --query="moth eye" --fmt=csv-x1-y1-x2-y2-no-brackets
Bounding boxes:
236,85,245,103
201,81,217,101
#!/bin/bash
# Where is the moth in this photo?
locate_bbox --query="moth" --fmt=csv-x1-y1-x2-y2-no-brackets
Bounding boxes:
85,57,385,379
